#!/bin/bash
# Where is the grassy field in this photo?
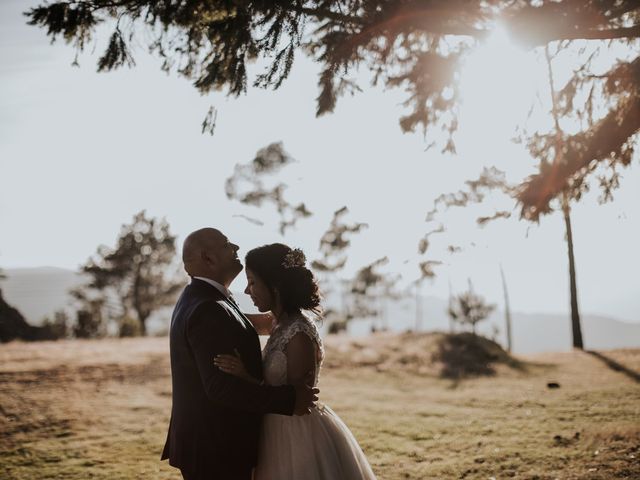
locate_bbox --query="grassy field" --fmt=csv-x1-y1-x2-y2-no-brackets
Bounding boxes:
1,333,638,479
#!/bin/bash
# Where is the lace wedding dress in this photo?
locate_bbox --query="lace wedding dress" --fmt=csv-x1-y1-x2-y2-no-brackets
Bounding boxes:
254,314,377,480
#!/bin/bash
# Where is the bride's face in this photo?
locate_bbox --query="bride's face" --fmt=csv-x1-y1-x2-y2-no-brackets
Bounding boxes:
244,269,274,313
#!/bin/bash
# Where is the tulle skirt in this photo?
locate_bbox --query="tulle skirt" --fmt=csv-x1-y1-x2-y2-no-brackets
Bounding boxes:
255,404,376,480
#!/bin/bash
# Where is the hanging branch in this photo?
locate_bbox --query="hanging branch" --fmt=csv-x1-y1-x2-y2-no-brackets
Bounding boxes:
225,142,313,235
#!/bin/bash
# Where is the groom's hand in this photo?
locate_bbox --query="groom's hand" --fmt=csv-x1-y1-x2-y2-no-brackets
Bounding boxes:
293,384,319,416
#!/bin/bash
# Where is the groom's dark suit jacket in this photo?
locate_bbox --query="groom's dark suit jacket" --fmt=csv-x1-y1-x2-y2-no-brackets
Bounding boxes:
161,278,295,476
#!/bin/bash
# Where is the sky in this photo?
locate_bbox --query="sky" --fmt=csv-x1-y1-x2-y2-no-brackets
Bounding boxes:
1,0,639,323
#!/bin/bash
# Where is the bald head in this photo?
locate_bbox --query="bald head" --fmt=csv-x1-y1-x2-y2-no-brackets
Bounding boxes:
182,228,242,285
182,228,222,270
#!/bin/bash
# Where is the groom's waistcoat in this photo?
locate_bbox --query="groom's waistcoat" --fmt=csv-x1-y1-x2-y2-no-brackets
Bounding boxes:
161,278,295,475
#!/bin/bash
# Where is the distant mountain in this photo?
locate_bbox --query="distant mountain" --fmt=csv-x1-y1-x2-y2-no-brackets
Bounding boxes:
312,295,640,353
0,267,85,324
0,267,173,335
492,311,640,353
1,267,638,353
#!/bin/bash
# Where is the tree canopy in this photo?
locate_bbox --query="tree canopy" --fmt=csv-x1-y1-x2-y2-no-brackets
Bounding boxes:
26,0,640,219
76,210,182,335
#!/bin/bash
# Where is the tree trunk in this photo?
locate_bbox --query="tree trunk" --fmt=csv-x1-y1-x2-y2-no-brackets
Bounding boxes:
448,280,454,333
500,265,513,352
415,282,422,332
562,195,584,349
545,46,584,351
132,264,146,336
139,316,147,336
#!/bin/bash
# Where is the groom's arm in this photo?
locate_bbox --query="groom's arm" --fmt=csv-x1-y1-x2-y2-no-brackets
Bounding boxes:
187,300,295,415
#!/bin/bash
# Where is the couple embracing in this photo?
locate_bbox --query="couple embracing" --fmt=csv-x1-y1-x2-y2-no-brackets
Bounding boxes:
161,228,376,479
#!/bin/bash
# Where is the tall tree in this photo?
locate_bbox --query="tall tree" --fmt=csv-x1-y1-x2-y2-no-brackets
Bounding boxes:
77,210,182,335
543,45,583,348
26,1,640,214
424,161,590,349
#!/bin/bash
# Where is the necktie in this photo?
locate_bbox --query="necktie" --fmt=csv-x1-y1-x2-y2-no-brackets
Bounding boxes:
227,294,242,314
227,294,256,333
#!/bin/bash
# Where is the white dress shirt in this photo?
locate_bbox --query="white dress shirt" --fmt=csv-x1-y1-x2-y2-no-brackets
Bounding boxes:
192,276,232,299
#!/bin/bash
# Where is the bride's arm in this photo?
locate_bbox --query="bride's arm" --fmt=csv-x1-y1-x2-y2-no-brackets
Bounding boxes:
245,313,274,335
285,332,316,386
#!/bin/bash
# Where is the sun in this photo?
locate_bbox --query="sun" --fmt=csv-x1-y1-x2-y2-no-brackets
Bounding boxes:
457,25,544,140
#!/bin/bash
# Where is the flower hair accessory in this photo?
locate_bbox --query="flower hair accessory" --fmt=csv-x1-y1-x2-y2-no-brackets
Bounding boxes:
282,248,306,268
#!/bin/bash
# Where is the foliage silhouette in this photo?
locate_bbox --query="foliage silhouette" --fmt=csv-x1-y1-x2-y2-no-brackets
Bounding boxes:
226,142,312,235
74,211,182,336
0,282,62,342
42,310,70,340
25,0,640,217
312,206,368,332
434,332,522,379
21,0,638,344
312,206,368,274
447,283,495,335
348,256,402,330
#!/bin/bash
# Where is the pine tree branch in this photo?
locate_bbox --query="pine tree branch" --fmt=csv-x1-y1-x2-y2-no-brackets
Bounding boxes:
298,6,363,26
517,92,640,221
554,24,640,42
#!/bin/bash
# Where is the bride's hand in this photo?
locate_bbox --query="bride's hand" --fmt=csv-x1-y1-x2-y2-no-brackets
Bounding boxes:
214,349,250,379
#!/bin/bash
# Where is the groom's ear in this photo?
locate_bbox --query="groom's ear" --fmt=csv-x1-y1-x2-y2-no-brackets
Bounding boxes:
201,249,215,266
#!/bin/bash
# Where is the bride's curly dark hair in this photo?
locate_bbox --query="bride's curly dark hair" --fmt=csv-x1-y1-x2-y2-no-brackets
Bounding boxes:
245,243,322,315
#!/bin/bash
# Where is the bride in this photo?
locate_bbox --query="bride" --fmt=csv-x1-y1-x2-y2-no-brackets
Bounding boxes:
214,243,376,480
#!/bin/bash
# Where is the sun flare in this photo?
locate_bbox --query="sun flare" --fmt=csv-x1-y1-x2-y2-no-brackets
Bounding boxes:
458,26,543,138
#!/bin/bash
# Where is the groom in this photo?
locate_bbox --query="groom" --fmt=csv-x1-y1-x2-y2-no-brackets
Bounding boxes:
161,228,318,480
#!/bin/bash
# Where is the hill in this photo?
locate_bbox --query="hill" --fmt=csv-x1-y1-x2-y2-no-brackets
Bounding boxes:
1,267,639,353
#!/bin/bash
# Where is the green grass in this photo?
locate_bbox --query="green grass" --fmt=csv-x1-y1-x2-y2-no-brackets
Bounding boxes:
1,336,638,479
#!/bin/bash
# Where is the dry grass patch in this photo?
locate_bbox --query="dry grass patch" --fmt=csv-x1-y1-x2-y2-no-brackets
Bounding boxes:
1,334,639,479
